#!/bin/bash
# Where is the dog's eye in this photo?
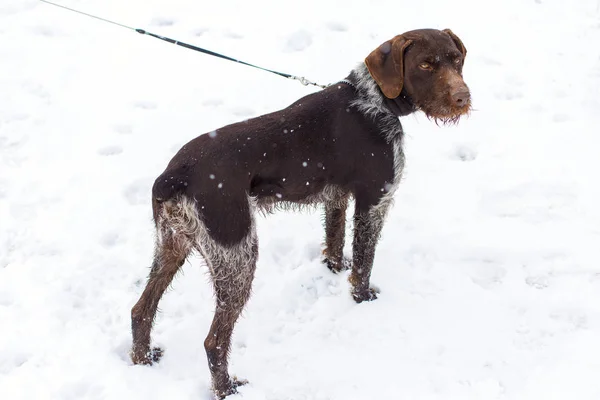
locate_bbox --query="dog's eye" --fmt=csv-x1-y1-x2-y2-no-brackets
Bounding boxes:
454,58,462,65
419,62,432,70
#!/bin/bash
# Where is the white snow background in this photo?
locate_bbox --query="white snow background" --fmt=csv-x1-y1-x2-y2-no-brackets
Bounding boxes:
1,0,600,399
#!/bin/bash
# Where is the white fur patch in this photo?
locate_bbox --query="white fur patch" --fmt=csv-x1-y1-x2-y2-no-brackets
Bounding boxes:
348,63,406,214
350,63,404,143
256,184,348,215
156,195,258,309
372,136,404,217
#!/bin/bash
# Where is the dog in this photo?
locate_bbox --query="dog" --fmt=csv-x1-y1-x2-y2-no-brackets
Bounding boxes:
130,28,471,399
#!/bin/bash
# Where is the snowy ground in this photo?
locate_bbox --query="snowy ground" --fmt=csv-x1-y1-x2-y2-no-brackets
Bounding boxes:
2,0,600,399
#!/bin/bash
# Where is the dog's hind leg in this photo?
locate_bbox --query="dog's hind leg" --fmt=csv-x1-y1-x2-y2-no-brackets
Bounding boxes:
204,253,257,398
322,193,350,273
200,200,258,399
130,198,197,365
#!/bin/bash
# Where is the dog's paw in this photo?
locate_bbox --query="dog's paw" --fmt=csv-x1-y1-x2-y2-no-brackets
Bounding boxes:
214,376,248,399
351,286,380,303
323,257,352,274
130,346,163,365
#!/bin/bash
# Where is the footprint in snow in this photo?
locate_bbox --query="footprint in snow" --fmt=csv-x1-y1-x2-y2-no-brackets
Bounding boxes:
528,104,546,114
325,21,348,32
133,101,157,110
5,112,29,123
554,89,568,98
1,2,36,15
31,26,64,37
1,352,29,374
113,124,132,135
549,310,588,330
223,30,243,39
480,56,502,66
0,289,13,306
285,30,313,52
453,145,477,161
231,107,255,117
202,98,223,107
100,232,121,248
525,275,549,289
150,17,175,27
97,145,123,156
496,74,525,100
193,27,209,37
22,81,50,101
495,90,523,101
552,113,569,122
469,263,507,289
124,179,152,206
505,74,525,86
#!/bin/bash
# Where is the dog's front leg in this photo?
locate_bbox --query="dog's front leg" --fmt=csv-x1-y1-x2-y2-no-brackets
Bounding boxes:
349,198,389,303
323,194,350,273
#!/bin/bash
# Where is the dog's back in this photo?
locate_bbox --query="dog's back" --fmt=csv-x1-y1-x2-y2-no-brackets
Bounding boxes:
152,82,395,244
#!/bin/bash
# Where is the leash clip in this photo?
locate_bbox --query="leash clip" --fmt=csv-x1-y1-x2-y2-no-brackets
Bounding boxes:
291,75,328,89
293,76,310,86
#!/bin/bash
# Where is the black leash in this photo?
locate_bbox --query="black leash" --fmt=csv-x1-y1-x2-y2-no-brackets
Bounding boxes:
39,0,329,89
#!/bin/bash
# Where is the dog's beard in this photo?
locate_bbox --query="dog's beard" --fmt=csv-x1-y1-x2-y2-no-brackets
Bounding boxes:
418,100,472,126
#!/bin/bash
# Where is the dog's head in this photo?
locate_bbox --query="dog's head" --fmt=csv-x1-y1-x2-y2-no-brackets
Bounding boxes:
365,28,471,124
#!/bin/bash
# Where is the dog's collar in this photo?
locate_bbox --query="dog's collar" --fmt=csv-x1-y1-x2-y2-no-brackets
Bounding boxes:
384,92,416,118
336,79,357,90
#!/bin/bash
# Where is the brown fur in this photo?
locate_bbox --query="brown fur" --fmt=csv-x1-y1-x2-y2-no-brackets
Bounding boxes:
365,35,413,99
130,28,470,399
323,192,350,273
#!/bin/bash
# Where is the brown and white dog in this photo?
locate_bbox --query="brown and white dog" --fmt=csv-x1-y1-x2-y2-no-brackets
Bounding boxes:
130,28,471,399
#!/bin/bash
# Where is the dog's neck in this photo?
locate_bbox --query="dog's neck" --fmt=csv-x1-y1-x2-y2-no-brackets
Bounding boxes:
345,63,409,143
383,91,415,117
347,63,417,118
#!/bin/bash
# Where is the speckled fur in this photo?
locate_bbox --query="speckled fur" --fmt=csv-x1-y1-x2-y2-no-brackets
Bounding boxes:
130,28,471,398
350,63,404,143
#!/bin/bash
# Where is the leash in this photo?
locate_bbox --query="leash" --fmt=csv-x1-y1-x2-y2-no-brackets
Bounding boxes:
39,0,329,89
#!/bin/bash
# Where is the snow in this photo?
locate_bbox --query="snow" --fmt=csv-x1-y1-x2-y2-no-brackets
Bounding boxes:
2,0,600,399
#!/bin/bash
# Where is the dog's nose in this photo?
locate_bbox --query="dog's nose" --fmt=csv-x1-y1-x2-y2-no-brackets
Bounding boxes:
452,89,470,107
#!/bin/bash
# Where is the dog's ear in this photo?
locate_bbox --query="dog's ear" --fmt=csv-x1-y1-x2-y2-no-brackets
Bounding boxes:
365,35,412,99
443,29,467,58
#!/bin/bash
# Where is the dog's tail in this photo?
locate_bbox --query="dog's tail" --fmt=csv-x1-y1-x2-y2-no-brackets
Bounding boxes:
152,164,193,202
151,164,195,223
